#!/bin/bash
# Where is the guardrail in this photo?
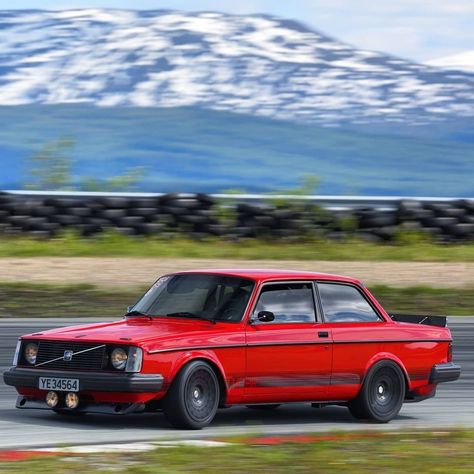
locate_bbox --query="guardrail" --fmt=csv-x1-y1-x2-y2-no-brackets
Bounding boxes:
5,190,473,211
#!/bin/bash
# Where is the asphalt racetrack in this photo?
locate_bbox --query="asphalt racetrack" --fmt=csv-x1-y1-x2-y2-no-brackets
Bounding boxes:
0,318,472,449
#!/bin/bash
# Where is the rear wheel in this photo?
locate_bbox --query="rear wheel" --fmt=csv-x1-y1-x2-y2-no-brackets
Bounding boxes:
163,361,220,429
348,360,405,423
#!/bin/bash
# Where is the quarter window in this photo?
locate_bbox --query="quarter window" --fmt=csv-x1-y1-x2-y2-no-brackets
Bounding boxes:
318,283,381,323
253,283,316,323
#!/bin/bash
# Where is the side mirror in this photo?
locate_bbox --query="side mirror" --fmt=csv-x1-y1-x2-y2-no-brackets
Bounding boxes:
126,305,134,313
257,311,275,323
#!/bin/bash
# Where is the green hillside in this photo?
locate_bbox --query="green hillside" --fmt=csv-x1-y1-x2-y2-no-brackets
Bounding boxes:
0,105,472,195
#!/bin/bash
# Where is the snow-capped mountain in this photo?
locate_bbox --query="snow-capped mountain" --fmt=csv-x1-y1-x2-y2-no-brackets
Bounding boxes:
0,9,473,126
425,51,474,74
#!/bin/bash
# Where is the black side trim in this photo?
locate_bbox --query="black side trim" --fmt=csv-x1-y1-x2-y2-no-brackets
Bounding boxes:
3,367,164,393
148,339,452,354
429,363,461,384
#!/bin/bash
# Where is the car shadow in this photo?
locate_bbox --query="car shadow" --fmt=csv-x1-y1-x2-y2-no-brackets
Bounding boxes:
0,403,415,432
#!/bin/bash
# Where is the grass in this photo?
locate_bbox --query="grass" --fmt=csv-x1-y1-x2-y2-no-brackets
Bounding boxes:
370,285,474,316
1,430,474,473
0,283,139,318
1,232,474,261
0,282,472,317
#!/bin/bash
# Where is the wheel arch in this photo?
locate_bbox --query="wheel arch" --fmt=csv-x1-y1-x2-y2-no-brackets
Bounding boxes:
361,352,411,395
169,352,228,407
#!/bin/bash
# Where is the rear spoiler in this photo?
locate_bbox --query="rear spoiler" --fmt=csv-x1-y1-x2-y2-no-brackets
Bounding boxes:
390,314,447,328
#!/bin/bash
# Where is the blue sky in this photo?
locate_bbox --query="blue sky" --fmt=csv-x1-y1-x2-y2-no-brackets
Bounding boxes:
1,1,472,61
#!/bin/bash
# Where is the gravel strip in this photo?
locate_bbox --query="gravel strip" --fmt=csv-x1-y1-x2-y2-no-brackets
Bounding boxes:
0,257,472,288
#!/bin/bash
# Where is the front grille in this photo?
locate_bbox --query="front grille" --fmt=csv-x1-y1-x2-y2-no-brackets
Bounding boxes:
34,341,107,371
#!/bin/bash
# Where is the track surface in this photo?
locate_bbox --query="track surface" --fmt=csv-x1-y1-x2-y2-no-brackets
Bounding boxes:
0,318,472,449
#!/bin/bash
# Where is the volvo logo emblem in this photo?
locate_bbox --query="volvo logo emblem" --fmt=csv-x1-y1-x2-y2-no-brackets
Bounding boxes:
63,350,73,361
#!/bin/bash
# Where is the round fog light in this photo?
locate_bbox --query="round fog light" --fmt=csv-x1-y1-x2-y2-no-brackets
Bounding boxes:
45,391,59,408
64,392,80,409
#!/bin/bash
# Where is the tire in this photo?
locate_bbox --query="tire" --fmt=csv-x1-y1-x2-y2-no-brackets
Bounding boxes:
246,404,280,410
372,226,398,241
348,360,405,423
196,193,216,207
180,214,208,225
359,214,397,228
163,361,220,429
116,216,145,227
165,199,201,210
128,207,158,217
31,206,56,217
52,215,82,226
130,199,158,208
69,207,92,217
98,197,130,209
451,223,474,237
160,206,188,216
101,209,127,220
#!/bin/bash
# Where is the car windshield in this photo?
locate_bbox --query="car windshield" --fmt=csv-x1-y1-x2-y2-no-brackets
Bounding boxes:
130,274,255,322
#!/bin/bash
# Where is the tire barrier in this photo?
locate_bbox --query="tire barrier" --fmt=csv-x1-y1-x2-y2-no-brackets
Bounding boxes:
0,192,473,242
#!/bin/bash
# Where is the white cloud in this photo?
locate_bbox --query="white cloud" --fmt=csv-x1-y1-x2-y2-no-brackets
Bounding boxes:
0,0,472,61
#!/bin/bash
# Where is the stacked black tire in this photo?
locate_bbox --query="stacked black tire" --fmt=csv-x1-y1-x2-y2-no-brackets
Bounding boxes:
397,199,474,242
233,203,354,240
0,192,219,239
0,192,473,242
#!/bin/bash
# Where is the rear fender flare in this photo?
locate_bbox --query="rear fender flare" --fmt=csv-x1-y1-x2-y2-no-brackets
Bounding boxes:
362,352,411,391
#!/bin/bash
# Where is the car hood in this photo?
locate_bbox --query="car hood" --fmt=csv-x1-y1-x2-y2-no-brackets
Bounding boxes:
22,317,227,348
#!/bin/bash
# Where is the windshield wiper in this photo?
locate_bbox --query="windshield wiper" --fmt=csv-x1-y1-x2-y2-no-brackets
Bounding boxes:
125,310,152,319
166,312,216,324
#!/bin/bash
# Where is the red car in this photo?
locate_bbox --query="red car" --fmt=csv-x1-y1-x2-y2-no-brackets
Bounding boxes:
3,269,460,429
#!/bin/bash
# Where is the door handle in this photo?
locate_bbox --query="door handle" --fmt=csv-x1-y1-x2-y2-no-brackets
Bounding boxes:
318,331,329,338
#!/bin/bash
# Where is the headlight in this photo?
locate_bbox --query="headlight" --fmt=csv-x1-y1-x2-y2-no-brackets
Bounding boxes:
111,348,128,370
125,347,143,373
24,342,38,365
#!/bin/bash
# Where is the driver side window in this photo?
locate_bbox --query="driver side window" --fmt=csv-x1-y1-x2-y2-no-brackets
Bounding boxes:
253,283,316,323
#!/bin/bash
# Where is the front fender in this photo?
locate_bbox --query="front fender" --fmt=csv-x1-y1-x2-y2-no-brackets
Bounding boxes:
168,350,228,389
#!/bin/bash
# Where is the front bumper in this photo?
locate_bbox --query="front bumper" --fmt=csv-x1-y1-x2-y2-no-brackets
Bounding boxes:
3,367,164,393
429,362,461,384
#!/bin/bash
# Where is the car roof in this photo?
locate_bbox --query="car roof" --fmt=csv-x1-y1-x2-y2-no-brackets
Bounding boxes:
172,268,363,285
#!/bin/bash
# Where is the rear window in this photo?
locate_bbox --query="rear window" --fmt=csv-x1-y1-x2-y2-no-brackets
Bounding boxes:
318,283,381,323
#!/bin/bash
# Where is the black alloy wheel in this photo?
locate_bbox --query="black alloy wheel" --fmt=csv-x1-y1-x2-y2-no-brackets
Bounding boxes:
163,360,220,429
348,360,405,422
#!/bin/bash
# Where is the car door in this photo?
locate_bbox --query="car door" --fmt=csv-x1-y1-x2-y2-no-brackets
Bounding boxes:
244,281,333,403
315,281,386,401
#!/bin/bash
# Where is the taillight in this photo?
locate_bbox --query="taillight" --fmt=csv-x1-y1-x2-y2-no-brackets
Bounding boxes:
447,342,453,362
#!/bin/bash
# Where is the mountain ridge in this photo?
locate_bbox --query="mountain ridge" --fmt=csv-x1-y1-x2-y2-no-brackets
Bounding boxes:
0,9,472,196
426,51,474,73
0,9,472,126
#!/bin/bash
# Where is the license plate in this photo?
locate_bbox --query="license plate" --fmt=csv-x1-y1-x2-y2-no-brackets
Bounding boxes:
38,377,79,392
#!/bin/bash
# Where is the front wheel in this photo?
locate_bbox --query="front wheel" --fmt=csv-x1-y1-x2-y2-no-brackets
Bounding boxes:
348,360,405,423
163,361,220,429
